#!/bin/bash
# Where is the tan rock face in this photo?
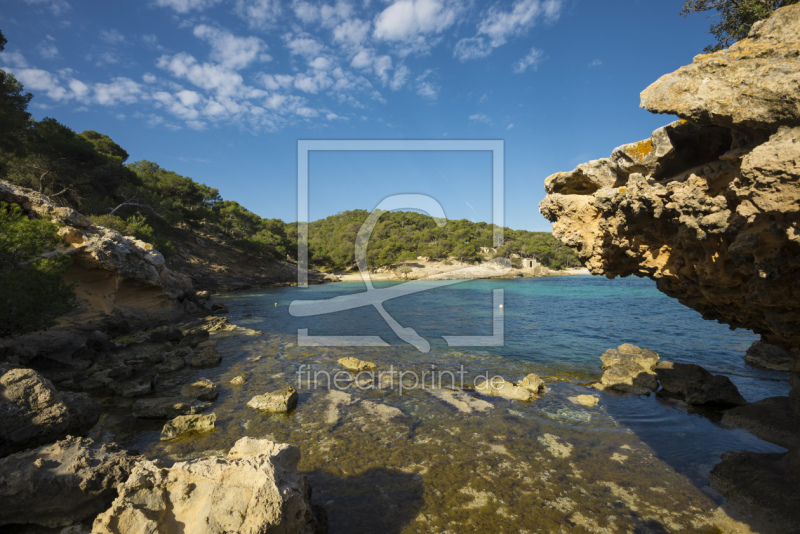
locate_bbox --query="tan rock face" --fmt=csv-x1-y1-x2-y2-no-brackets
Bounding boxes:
91,437,319,534
540,5,800,350
0,179,193,328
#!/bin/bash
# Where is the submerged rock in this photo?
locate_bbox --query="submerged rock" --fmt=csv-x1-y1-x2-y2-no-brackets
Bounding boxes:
569,394,599,408
745,340,796,371
132,397,212,419
337,356,377,372
180,377,218,401
597,345,659,395
0,367,100,457
91,437,322,534
655,361,746,407
160,413,217,441
429,388,494,414
0,436,137,528
247,386,299,413
109,373,155,398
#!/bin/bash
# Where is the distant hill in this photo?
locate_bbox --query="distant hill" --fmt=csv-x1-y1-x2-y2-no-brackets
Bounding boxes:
304,209,579,272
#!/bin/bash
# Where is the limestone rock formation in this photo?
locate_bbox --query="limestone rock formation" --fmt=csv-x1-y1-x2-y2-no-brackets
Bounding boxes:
337,356,377,372
0,179,194,328
745,340,796,371
160,413,217,441
91,437,321,534
518,373,547,396
655,361,747,407
132,397,212,419
539,4,800,352
180,377,218,401
596,344,659,395
0,436,138,528
0,367,100,457
475,377,536,402
247,386,299,413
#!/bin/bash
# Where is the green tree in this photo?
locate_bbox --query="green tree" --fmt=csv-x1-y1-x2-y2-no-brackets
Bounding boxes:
0,202,75,337
682,0,799,51
0,29,33,160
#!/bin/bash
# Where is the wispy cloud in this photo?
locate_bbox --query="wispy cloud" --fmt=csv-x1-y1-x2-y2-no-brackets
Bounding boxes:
588,58,602,67
469,113,491,124
152,0,221,14
513,47,544,73
23,0,71,16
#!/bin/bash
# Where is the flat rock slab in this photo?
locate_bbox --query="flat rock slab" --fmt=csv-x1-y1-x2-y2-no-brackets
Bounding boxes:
161,413,217,441
722,396,800,449
247,386,299,413
189,347,222,368
132,397,213,419
0,436,138,528
428,388,494,414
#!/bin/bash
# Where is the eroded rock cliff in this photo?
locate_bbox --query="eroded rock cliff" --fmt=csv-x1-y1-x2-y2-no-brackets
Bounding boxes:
540,4,800,350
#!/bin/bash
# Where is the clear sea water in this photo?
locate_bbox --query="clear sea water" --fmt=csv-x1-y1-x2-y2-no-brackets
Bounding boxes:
108,276,790,533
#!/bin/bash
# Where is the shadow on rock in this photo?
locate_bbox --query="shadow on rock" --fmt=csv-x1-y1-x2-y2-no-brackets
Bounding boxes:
307,467,424,534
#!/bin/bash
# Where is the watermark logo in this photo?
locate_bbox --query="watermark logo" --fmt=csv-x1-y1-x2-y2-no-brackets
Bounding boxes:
290,140,506,352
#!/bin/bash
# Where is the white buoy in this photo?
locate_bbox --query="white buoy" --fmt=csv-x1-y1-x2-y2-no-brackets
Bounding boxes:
499,304,504,309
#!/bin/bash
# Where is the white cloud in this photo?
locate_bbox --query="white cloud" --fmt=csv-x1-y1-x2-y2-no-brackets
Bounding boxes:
374,0,460,41
293,71,333,93
143,73,158,83
457,0,563,61
390,64,409,90
68,79,90,99
152,0,221,13
415,69,438,99
100,29,126,45
350,49,373,69
259,73,294,90
292,1,319,23
588,59,602,67
157,52,244,96
0,51,29,68
374,55,392,84
12,68,71,100
506,122,514,130
234,0,281,28
513,47,543,73
37,39,59,60
333,18,371,46
309,56,332,70
469,113,491,124
285,36,325,57
193,25,267,70
453,37,491,60
93,77,142,105
295,106,319,118
23,0,71,15
141,34,163,51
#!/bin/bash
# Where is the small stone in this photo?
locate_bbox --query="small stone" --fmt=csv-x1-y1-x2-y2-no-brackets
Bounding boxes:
247,386,299,413
160,413,216,441
132,397,212,419
569,394,599,407
181,378,218,401
230,374,246,385
337,356,376,372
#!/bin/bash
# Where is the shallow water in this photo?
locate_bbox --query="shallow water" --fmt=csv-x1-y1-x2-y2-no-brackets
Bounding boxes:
99,277,789,533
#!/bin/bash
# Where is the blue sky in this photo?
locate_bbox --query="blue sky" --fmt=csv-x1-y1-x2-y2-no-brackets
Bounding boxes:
1,0,714,231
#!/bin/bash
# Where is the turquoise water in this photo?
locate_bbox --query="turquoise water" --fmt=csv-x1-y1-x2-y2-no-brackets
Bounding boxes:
108,276,791,533
227,276,786,402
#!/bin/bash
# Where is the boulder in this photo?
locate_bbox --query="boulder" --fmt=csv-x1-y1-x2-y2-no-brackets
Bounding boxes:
180,378,218,401
154,347,189,373
0,436,138,528
597,345,659,394
247,386,299,413
189,346,221,368
745,340,796,371
722,396,800,449
0,367,100,457
147,326,183,344
132,397,212,419
518,373,546,396
655,361,747,407
337,356,376,372
91,437,322,534
160,413,217,441
475,377,534,402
